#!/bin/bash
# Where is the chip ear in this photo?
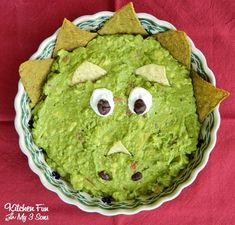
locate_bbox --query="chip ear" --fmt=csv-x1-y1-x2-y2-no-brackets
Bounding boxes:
53,18,97,57
98,2,148,36
153,30,191,69
191,70,229,122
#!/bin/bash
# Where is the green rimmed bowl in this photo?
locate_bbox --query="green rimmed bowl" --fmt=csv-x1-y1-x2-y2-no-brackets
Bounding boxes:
14,11,220,215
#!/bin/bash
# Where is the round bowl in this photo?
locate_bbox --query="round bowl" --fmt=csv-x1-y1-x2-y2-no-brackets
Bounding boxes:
14,11,220,216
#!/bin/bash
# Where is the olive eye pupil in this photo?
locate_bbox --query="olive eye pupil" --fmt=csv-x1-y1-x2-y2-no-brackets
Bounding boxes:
134,99,146,114
97,99,111,115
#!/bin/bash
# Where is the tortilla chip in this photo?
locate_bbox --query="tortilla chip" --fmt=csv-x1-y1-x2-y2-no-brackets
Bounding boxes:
191,70,229,122
53,18,97,56
135,64,170,86
71,61,107,84
154,30,191,69
19,59,54,106
107,141,132,156
98,2,148,36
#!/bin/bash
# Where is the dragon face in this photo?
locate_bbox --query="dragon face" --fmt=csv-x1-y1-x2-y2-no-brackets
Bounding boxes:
32,34,200,201
19,3,228,202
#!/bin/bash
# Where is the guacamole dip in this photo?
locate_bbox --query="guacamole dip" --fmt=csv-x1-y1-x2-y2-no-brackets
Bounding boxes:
32,34,200,201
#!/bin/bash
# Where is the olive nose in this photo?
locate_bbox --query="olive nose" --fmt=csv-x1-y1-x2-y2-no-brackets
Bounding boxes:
106,141,132,156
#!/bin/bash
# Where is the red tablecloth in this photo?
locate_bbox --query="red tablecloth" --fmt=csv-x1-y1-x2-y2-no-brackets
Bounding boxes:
0,0,234,224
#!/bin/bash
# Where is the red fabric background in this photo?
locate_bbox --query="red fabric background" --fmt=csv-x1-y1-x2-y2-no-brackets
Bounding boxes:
0,0,234,224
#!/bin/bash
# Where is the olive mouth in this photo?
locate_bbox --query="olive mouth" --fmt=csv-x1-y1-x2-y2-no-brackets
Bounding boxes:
98,170,143,182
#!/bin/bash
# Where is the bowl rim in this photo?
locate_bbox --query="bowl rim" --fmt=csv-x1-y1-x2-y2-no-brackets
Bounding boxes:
14,11,220,216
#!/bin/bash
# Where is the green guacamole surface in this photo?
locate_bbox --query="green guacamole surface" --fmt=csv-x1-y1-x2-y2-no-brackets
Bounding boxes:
32,34,200,201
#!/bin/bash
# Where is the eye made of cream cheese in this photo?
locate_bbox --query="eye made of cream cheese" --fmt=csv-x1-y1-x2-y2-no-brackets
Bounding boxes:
128,87,152,115
90,88,114,116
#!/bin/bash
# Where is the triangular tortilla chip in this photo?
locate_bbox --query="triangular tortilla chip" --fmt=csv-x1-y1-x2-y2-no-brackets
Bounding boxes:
154,30,191,69
19,59,54,106
107,141,132,156
98,2,148,36
71,61,107,84
191,70,229,122
53,18,97,56
135,64,170,86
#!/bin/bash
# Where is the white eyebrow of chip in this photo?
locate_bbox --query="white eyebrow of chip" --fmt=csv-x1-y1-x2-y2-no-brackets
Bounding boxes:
135,64,170,86
71,61,107,85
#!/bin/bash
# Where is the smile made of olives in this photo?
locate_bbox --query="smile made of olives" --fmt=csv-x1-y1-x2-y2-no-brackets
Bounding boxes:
131,172,142,181
98,171,143,181
134,99,146,114
97,99,111,115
